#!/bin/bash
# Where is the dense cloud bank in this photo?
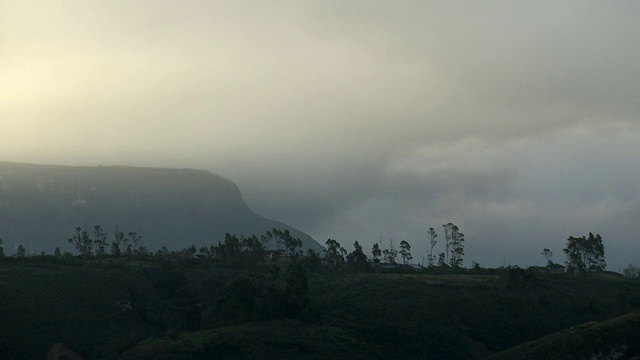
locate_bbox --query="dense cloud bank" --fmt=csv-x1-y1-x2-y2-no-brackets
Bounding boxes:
2,1,639,267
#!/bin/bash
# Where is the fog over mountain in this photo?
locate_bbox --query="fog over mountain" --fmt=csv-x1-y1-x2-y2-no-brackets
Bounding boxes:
2,1,640,268
0,162,323,254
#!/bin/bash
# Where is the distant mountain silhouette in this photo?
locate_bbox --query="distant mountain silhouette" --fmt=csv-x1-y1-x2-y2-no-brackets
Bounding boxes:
0,161,324,255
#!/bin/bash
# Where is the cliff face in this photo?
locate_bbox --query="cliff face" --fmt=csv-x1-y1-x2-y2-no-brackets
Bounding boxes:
0,162,323,254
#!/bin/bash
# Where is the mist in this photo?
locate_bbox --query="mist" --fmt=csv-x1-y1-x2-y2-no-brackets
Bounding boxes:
2,1,640,268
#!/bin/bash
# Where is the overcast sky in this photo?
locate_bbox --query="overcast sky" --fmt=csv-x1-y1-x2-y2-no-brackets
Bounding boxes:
2,1,640,268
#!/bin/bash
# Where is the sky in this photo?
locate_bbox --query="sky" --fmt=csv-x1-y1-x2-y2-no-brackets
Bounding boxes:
2,1,640,269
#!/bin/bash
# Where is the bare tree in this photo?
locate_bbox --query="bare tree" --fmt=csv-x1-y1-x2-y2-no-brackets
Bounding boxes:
427,227,437,267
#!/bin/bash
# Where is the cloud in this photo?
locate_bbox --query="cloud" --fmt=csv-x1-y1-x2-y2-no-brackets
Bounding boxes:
2,1,639,267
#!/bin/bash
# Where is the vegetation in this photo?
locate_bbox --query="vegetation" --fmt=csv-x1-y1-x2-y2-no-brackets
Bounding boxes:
486,310,640,360
443,223,465,267
1,225,639,359
563,232,606,274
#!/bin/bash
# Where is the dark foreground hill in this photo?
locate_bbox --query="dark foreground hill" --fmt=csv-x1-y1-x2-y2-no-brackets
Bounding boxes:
117,271,640,359
0,161,323,254
486,310,640,360
3,256,640,359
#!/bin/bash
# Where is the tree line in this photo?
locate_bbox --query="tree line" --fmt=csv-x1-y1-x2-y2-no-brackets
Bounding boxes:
3,223,636,277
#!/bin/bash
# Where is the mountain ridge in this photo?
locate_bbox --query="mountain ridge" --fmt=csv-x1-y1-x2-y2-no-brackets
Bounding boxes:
0,161,323,254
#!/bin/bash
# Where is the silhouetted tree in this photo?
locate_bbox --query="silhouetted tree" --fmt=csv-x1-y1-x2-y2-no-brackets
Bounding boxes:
199,246,213,259
54,247,61,258
347,241,370,272
399,240,412,264
302,248,322,271
382,239,398,264
563,232,606,274
17,244,26,258
325,238,345,266
541,248,553,267
68,227,93,258
111,226,124,256
129,232,142,256
241,234,266,259
223,233,241,257
215,241,227,261
0,238,4,258
437,252,447,267
443,223,464,267
371,242,381,263
93,225,108,257
427,227,437,267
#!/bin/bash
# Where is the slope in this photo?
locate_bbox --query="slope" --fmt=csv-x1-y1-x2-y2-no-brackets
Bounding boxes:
484,310,640,359
0,161,323,254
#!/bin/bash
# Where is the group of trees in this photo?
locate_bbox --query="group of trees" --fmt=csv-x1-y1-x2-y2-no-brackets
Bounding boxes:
193,229,304,264
369,239,413,265
423,223,465,268
2,222,469,271
5,223,629,279
0,225,308,264
0,239,33,258
563,232,606,274
542,232,608,275
322,239,371,272
67,225,146,258
367,222,466,269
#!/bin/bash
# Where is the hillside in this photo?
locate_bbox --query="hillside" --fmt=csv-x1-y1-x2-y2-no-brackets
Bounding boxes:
2,256,640,359
119,271,640,359
0,161,323,254
485,310,640,359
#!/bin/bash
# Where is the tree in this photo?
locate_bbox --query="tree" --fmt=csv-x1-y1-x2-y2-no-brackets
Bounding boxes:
382,239,398,264
346,241,370,271
399,240,412,264
563,232,606,274
260,233,270,251
302,248,322,271
223,233,241,257
271,229,286,251
371,242,382,263
129,232,142,256
471,261,481,272
427,227,437,267
272,229,303,257
199,246,212,259
442,223,465,267
0,238,4,258
17,244,26,258
68,226,93,258
54,247,61,258
541,248,553,267
437,253,446,267
325,238,345,266
111,226,124,256
93,225,108,257
241,234,266,259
